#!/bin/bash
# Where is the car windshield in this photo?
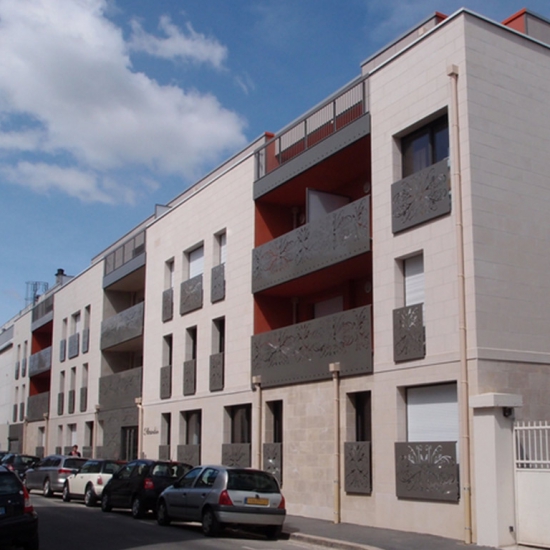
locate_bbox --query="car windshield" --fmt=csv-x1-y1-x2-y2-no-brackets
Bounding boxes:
227,470,280,493
0,475,21,495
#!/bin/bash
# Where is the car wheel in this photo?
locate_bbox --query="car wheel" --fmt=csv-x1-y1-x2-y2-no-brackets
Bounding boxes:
131,495,145,519
156,500,171,526
62,483,71,502
202,507,221,537
84,485,97,507
101,492,112,513
264,525,283,540
43,478,53,498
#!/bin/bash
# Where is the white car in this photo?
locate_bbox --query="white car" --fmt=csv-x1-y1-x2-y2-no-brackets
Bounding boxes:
63,459,123,506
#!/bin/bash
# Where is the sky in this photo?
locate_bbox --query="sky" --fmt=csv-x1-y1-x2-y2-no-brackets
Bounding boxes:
1,0,549,324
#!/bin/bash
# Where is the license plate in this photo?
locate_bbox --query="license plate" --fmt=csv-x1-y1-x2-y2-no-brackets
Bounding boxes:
245,497,268,506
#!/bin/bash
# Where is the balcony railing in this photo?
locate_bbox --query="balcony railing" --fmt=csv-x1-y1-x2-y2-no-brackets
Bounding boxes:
263,442,282,485
177,444,200,466
32,295,54,324
99,367,142,412
29,347,52,377
344,441,371,494
222,443,251,468
162,288,174,322
104,230,146,276
180,274,203,315
183,359,196,396
255,77,369,181
160,365,172,399
27,392,50,422
68,333,80,359
251,305,372,388
209,353,224,392
393,304,425,362
252,196,370,293
100,302,144,350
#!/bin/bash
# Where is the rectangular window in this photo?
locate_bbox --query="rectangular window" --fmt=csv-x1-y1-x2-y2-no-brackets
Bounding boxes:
59,371,65,393
82,364,88,389
187,245,204,279
68,423,77,446
404,254,424,307
85,421,94,447
38,427,45,447
212,317,225,354
353,391,372,442
266,400,283,443
84,306,91,330
70,367,76,391
186,327,197,361
407,383,458,446
161,413,171,446
163,334,173,367
165,258,175,289
182,410,202,445
214,231,227,266
402,115,449,177
71,312,81,335
229,404,251,444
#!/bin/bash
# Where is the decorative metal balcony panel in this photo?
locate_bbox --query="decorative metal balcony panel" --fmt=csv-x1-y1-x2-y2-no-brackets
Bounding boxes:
27,392,50,422
59,339,66,362
180,274,203,316
177,444,200,466
209,353,224,392
222,443,251,468
344,441,372,494
103,230,146,288
32,295,54,323
15,361,20,380
29,347,52,377
251,306,372,388
35,446,45,458
12,404,17,423
211,264,226,303
68,333,80,359
80,387,88,412
57,392,64,416
100,302,144,350
21,358,27,378
162,288,174,322
98,367,143,412
68,389,75,414
391,158,451,234
82,446,92,458
160,365,172,399
0,324,14,351
82,328,90,354
183,360,196,396
19,403,25,422
263,443,282,485
393,304,425,362
252,197,370,293
158,445,171,461
395,441,459,502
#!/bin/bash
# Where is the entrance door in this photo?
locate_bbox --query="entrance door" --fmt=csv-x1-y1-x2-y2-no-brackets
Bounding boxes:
121,427,138,461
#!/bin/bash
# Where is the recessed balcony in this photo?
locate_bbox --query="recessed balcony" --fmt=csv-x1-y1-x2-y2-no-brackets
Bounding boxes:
100,302,144,351
29,347,52,377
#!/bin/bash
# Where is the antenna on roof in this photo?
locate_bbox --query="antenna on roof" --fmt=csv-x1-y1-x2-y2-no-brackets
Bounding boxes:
25,281,49,307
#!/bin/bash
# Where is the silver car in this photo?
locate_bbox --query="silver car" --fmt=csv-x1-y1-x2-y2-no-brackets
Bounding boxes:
157,465,286,539
25,455,88,497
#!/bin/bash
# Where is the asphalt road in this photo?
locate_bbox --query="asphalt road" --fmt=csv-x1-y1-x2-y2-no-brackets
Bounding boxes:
31,494,314,550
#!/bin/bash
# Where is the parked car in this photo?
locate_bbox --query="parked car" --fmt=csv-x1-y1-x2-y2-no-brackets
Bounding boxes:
101,459,192,519
63,459,124,506
25,454,88,497
0,453,40,481
0,465,39,550
156,465,286,539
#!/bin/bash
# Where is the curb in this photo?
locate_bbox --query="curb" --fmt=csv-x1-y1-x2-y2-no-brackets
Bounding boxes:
288,532,385,550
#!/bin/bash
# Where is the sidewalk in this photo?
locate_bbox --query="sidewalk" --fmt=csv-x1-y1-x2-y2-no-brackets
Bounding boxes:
283,515,500,550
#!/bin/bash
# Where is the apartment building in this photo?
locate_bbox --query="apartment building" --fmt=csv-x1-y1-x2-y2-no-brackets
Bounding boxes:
1,6,550,548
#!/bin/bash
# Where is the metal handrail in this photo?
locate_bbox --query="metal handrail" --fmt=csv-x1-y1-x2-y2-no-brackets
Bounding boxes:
256,76,369,179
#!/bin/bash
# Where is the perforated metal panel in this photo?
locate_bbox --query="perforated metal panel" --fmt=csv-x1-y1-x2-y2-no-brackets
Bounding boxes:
160,365,172,399
59,340,66,362
27,392,50,422
162,288,174,322
393,304,425,362
29,347,52,376
263,442,282,485
57,392,64,415
183,360,196,396
100,302,144,350
68,333,80,359
209,353,224,392
222,443,251,467
177,444,200,466
391,158,450,234
395,441,458,502
158,445,171,461
344,441,371,494
68,390,75,414
180,274,203,315
80,387,88,412
211,264,225,303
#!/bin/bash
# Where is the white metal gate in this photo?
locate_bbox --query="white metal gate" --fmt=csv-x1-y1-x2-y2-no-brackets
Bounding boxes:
514,421,550,548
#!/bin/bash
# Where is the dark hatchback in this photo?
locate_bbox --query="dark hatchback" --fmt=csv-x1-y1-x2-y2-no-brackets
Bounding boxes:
0,465,39,550
0,453,40,481
101,459,192,519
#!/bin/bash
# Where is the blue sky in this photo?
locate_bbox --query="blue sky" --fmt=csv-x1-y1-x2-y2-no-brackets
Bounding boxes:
1,0,549,323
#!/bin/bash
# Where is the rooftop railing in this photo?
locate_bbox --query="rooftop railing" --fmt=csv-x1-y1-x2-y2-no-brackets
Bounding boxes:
255,76,369,180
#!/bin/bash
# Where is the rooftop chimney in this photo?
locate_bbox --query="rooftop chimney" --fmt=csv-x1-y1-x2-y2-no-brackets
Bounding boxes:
55,268,65,285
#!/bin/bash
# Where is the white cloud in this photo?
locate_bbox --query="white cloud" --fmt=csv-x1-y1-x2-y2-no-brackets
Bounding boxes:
0,0,246,203
129,15,227,68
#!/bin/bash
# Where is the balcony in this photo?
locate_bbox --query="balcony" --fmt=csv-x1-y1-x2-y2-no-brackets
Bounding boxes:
391,158,451,234
27,392,50,422
100,302,144,351
99,367,142,412
393,304,425,362
103,230,146,289
31,295,54,331
251,306,372,388
255,77,370,198
29,347,52,377
252,196,370,293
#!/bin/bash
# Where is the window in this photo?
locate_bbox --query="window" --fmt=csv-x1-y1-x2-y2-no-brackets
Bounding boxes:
59,371,65,393
402,115,449,177
85,421,94,448
406,383,458,447
186,327,197,361
71,311,81,335
68,423,77,446
229,404,251,444
404,254,424,307
181,410,202,445
212,317,225,354
266,400,283,444
187,245,204,279
161,413,171,447
352,391,371,442
215,231,227,266
82,364,88,389
163,334,173,367
165,258,175,289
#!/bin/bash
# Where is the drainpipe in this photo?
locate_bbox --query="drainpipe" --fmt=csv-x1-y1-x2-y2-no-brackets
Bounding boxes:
329,362,341,524
22,417,28,454
448,64,472,545
93,405,100,458
252,375,263,469
42,413,49,456
135,397,143,459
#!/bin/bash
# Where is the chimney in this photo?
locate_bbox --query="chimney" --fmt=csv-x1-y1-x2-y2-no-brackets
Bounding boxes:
55,268,65,285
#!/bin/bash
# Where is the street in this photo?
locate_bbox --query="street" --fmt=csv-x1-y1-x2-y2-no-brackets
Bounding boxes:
32,494,314,550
